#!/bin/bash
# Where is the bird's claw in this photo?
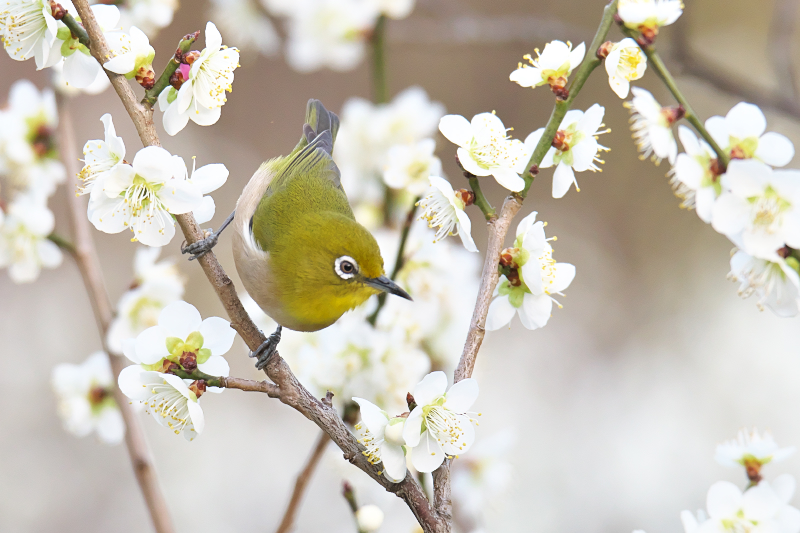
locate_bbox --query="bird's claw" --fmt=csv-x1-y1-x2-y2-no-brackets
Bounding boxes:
249,325,282,371
182,229,219,261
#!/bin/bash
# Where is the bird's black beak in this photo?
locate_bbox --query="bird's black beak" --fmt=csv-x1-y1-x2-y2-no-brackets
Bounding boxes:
364,275,413,301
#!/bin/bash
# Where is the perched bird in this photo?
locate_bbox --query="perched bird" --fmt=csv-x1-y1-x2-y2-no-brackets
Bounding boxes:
183,100,411,368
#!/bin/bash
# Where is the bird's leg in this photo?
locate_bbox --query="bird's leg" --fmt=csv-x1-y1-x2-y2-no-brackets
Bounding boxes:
249,325,282,371
182,210,235,261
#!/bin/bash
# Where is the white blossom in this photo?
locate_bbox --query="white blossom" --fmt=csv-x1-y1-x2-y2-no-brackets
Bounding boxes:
712,159,800,259
417,176,477,253
158,21,240,136
79,114,125,196
118,0,177,38
87,146,205,246
282,0,378,73
525,104,608,198
729,250,800,317
209,0,279,56
172,156,229,224
403,371,479,473
671,125,719,222
355,505,385,532
1,0,64,69
51,351,124,445
50,60,110,95
439,112,531,192
604,38,647,99
509,40,585,89
486,212,575,331
382,138,443,196
353,397,408,482
55,4,120,89
705,103,795,167
617,0,683,34
624,86,677,164
716,428,797,468
0,194,62,283
103,26,156,79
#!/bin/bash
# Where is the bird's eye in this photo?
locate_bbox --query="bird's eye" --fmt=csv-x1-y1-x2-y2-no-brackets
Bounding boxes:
335,256,358,280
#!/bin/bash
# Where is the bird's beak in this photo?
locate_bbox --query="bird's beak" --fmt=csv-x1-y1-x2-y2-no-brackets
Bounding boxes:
364,275,413,301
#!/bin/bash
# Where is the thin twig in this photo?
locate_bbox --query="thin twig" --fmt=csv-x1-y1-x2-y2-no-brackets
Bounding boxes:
70,2,443,531
56,94,175,533
142,31,199,108
275,431,331,533
61,12,90,48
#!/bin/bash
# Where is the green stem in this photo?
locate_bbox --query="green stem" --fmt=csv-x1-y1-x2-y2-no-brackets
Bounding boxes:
367,198,419,326
468,176,496,220
623,29,730,168
141,31,200,109
520,0,619,197
170,368,224,388
61,13,90,48
370,15,389,105
48,232,77,254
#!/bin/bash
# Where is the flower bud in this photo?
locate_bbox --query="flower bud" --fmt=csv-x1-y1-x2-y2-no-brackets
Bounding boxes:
638,26,659,47
159,359,180,374
49,1,66,20
406,392,417,411
709,158,725,177
528,164,539,177
507,268,522,287
179,351,198,371
549,76,569,100
169,70,185,90
661,105,685,125
454,188,475,207
778,246,792,259
189,380,207,398
552,130,570,152
355,505,384,532
182,50,201,65
596,40,614,60
135,65,156,90
500,247,521,268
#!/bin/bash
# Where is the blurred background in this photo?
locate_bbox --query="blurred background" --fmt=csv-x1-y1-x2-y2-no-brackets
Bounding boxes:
2,0,800,531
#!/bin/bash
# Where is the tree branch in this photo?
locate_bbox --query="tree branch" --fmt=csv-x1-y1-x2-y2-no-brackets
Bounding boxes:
70,2,443,530
56,94,175,533
275,431,331,533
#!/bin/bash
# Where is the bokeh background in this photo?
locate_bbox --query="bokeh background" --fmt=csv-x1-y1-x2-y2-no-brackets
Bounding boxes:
2,0,800,531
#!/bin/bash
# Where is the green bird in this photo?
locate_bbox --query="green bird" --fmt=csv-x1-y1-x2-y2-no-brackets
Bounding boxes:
183,99,411,368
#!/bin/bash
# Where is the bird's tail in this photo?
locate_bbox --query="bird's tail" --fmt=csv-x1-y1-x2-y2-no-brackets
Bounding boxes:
292,99,340,156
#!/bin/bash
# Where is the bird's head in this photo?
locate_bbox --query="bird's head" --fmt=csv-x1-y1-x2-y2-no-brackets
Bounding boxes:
282,213,411,329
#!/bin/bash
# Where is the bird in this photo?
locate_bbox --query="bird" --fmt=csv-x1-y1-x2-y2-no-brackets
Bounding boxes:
182,99,411,369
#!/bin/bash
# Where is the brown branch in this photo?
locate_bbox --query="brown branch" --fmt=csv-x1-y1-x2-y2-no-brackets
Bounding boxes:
769,0,799,105
57,95,175,533
70,2,443,531
275,431,331,533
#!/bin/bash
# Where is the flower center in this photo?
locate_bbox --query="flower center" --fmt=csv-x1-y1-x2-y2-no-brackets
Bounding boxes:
424,404,468,451
384,419,405,445
145,380,196,435
750,188,789,231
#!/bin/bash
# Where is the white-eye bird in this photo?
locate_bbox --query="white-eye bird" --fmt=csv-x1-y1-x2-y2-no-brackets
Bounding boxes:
183,100,411,368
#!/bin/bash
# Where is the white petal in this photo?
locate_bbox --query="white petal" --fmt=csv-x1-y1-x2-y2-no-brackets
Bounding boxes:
134,326,170,364
64,52,101,89
551,263,576,293
519,293,552,330
704,116,730,149
491,167,525,192
163,98,190,136
118,365,154,401
711,193,749,236
706,481,743,518
516,211,539,239
411,430,445,473
569,42,586,70
204,21,223,51
726,102,766,139
678,125,701,155
439,115,473,147
509,67,544,88
198,316,236,355
96,407,125,445
352,397,389,435
103,53,136,75
379,443,407,481
454,210,478,252
755,132,795,167
695,187,717,223
402,407,423,447
186,400,204,436
578,103,605,136
552,163,576,198
188,103,221,126
413,371,448,406
193,196,216,225
571,137,599,172
773,474,796,504
122,338,140,363
132,146,175,184
158,301,202,339
457,147,490,177
742,481,781,521
443,379,478,412
191,163,228,194
485,295,517,331
158,180,203,214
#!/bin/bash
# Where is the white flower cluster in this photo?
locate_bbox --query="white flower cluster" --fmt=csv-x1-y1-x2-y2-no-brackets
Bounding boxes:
637,429,800,533
336,87,445,223
0,80,64,283
354,371,480,481
261,0,415,72
118,301,236,440
79,114,228,246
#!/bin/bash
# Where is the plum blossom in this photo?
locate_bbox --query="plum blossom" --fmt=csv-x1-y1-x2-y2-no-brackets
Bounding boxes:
50,60,110,95
716,428,797,470
106,246,185,353
172,156,229,224
711,160,800,258
158,22,240,136
417,176,478,253
55,5,120,89
118,368,205,440
0,194,62,283
103,26,156,81
87,146,207,246
79,114,125,196
121,301,234,384
525,104,608,198
403,371,479,473
281,0,378,73
382,138,443,196
439,112,531,192
624,87,678,164
352,397,408,482
705,103,795,167
509,40,585,94
670,126,720,222
355,505,384,532
604,38,647,99
486,212,575,331
1,0,64,69
688,476,800,533
617,0,683,39
729,250,800,317
51,351,124,445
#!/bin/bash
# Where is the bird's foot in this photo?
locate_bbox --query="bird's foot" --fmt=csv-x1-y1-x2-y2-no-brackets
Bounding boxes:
182,229,219,261
249,325,282,371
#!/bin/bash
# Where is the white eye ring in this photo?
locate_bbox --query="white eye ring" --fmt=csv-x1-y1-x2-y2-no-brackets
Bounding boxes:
335,256,358,280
